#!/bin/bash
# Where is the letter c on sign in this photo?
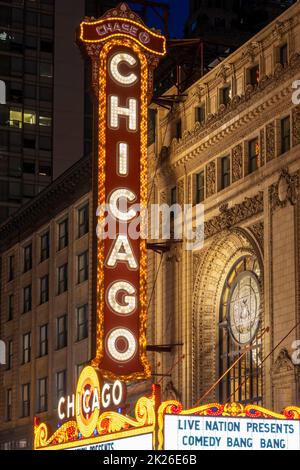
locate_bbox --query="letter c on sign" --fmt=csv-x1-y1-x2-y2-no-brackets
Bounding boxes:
109,52,138,86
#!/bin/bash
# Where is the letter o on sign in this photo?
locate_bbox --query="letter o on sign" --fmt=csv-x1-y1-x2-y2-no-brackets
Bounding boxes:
106,328,137,362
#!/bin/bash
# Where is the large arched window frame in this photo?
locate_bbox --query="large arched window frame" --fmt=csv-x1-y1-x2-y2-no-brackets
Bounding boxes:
219,255,263,405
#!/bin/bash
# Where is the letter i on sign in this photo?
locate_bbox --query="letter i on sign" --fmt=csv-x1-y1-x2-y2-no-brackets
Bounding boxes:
77,4,166,381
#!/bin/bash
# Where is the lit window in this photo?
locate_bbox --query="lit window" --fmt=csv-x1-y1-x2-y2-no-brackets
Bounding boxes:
23,111,36,125
39,115,51,127
9,109,22,128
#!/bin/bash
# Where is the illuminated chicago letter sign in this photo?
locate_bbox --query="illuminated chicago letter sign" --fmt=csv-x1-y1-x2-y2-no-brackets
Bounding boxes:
77,3,166,381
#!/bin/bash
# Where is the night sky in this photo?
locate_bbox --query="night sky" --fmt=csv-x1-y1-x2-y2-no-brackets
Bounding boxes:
128,0,189,38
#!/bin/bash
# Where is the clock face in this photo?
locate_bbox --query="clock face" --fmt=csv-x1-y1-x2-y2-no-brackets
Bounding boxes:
228,272,261,345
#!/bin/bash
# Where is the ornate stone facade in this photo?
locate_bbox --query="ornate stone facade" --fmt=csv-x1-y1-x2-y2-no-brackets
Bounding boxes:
148,2,300,412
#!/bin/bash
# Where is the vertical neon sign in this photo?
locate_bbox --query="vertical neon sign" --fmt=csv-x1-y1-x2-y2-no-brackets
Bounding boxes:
77,3,166,381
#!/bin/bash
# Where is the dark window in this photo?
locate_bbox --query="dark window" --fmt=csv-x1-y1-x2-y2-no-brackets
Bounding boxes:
25,35,37,50
40,14,53,29
171,187,177,205
40,231,49,262
220,86,231,106
9,82,23,103
24,135,36,149
195,105,205,124
24,244,32,272
23,285,32,313
58,263,68,295
281,116,290,154
23,183,35,198
78,205,89,238
37,377,48,413
0,6,11,27
39,86,52,101
40,39,53,53
21,383,30,418
7,340,13,370
175,119,182,139
6,389,12,421
22,332,31,364
8,254,14,281
25,59,37,75
40,62,52,78
248,138,259,174
77,251,89,284
38,164,51,176
24,84,36,99
23,161,35,174
56,370,66,404
77,304,88,342
280,44,288,66
8,294,13,321
25,10,37,26
11,57,23,75
58,219,68,250
221,156,231,190
249,65,259,86
195,171,205,204
0,55,10,75
57,315,67,350
39,135,52,151
39,324,48,357
40,275,49,304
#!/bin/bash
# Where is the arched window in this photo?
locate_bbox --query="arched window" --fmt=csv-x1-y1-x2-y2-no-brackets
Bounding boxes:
219,255,263,404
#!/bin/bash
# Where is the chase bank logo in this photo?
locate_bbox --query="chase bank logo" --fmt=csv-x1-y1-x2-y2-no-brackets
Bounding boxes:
0,340,6,365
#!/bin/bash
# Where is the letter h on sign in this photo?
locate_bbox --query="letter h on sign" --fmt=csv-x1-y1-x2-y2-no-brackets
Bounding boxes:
77,3,166,381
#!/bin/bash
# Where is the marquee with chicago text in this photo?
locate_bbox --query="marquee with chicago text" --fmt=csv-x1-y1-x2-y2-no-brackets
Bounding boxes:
78,2,166,382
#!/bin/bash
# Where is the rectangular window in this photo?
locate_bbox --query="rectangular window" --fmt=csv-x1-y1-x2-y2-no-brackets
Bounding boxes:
24,135,36,149
195,105,205,124
220,86,231,106
57,315,67,350
40,275,49,304
7,340,13,370
40,231,49,262
280,44,288,66
195,171,205,204
221,156,231,190
77,251,89,284
39,135,52,151
6,389,12,421
23,161,35,174
38,164,51,176
248,138,259,174
9,109,22,128
280,116,290,154
37,377,48,413
21,383,30,418
24,244,32,272
40,62,53,78
249,65,260,86
22,332,31,364
39,115,52,127
56,370,66,404
175,119,182,139
171,187,177,206
8,254,14,281
78,205,89,238
77,304,88,342
58,263,68,295
23,285,32,313
8,294,13,321
58,219,68,250
23,110,36,125
39,324,48,357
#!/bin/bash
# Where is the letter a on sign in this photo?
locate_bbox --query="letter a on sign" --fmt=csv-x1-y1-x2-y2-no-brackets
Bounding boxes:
77,3,166,381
